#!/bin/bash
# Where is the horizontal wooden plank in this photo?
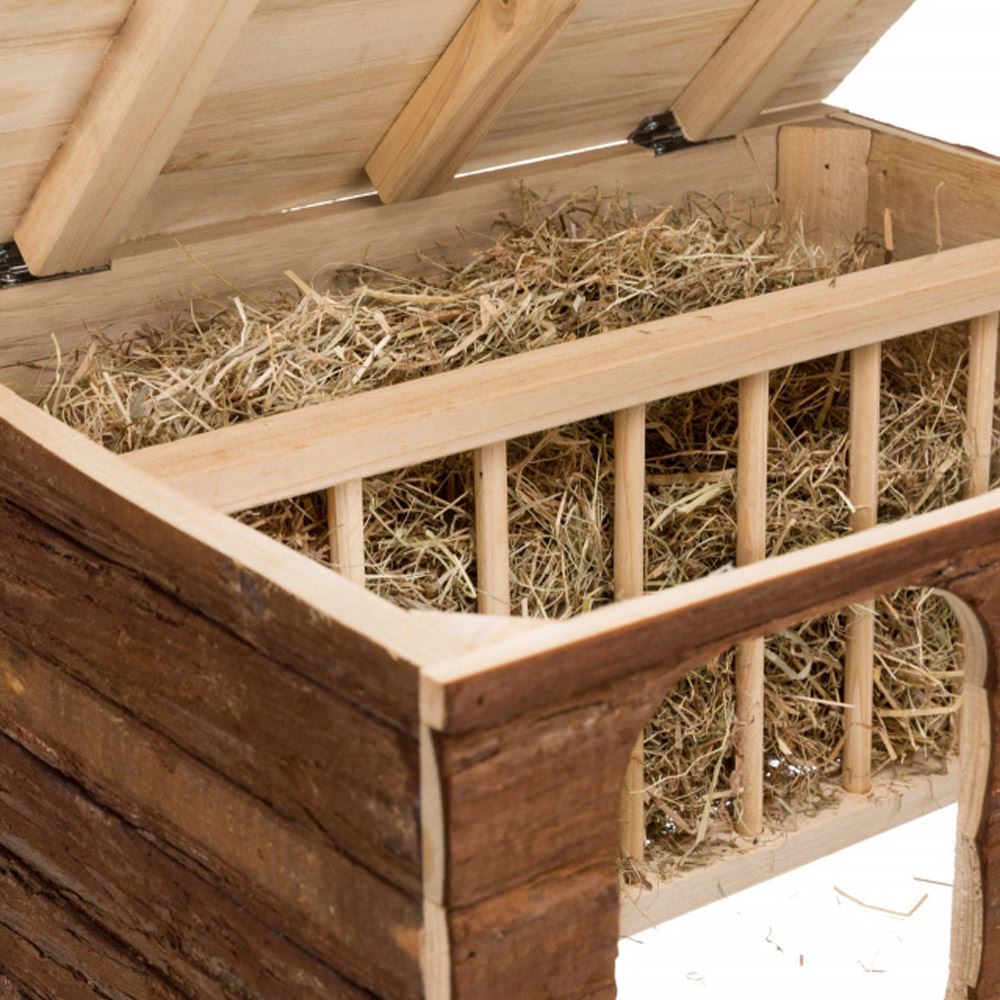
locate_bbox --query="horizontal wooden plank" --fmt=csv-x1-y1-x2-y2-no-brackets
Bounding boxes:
0,384,447,730
0,494,422,894
0,734,371,998
0,629,422,998
422,491,1000,732
0,118,786,398
0,0,909,241
124,237,1000,512
620,766,958,936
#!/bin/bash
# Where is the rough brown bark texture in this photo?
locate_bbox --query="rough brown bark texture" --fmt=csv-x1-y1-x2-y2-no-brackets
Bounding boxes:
0,402,424,998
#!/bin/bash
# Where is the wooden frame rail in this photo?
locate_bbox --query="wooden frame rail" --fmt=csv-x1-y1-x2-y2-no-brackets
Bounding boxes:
124,238,1000,513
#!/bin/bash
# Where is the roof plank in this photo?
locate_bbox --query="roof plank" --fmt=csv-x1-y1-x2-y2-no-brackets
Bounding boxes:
366,0,582,204
673,0,862,142
14,0,259,275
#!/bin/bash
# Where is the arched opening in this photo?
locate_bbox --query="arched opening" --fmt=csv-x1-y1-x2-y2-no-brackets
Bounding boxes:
615,586,991,999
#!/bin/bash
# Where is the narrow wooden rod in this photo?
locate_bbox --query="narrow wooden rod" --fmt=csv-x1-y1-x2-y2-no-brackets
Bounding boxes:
328,480,365,586
966,313,999,499
843,343,881,794
614,405,647,865
735,373,768,838
473,442,511,616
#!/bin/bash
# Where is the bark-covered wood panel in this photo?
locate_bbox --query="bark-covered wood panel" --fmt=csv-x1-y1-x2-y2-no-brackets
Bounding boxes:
0,734,377,999
0,391,428,997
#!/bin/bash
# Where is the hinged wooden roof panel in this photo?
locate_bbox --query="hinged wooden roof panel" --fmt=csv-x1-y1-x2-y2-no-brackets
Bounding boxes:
1,0,914,248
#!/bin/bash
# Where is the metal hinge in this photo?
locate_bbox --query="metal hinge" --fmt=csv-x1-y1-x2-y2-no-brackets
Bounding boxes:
0,241,110,289
628,111,733,156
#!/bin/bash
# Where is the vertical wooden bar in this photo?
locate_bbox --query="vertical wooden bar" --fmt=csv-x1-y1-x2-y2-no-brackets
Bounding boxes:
843,342,881,794
735,373,768,838
615,405,647,864
328,480,365,586
967,313,999,499
474,442,511,616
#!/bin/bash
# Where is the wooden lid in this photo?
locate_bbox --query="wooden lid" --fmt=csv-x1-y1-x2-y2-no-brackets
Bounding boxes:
3,0,914,275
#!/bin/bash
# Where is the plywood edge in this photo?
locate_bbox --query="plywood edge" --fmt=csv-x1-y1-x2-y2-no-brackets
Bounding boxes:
620,765,959,938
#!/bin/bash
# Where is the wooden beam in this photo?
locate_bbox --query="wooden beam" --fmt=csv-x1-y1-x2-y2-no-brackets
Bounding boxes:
473,442,511,616
123,238,1000,513
329,480,365,586
14,0,259,276
967,313,999,498
843,342,881,795
735,373,769,837
672,0,861,142
614,405,647,865
365,0,583,204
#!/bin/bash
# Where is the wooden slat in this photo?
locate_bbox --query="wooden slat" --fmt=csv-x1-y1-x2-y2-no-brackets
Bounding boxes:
121,238,1000,513
421,491,1000,732
366,0,582,203
0,1,910,242
843,342,881,794
672,0,862,142
614,405,646,865
473,442,511,616
735,373,768,837
329,479,365,586
14,0,259,275
966,313,999,498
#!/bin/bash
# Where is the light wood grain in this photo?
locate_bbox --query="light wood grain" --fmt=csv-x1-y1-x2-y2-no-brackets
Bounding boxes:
121,238,1000,514
474,442,511,616
735,373,768,837
857,118,1000,261
673,0,862,141
622,765,958,936
614,405,646,864
328,479,365,586
966,313,999,499
842,350,882,798
15,0,259,275
0,0,911,242
778,122,873,251
366,0,582,203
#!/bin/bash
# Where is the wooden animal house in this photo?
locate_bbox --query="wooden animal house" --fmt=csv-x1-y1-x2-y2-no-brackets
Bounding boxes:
0,1,998,997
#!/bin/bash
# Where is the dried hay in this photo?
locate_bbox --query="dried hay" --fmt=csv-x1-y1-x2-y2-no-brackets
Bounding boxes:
44,191,989,876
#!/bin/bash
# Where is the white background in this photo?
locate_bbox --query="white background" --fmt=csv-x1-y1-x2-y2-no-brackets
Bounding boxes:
618,1,1000,996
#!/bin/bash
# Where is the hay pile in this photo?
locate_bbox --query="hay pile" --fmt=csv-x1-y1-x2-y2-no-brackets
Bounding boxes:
44,191,983,875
